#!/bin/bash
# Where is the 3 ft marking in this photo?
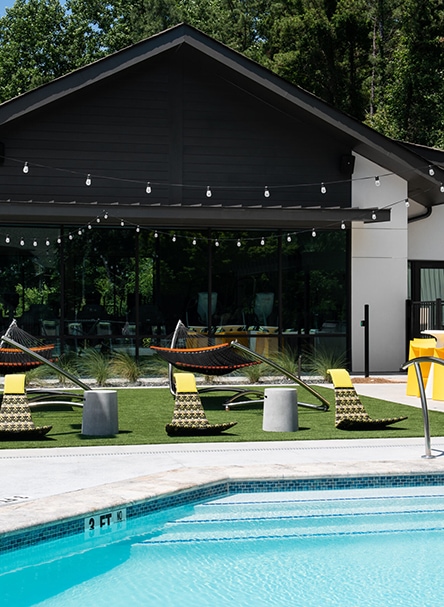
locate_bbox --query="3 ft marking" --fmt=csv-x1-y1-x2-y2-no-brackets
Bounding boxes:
84,508,126,538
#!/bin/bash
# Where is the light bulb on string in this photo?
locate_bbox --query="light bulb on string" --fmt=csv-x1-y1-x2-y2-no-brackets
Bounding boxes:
146,182,152,194
154,230,158,238
172,234,176,242
215,239,220,247
57,236,61,244
192,237,197,246
5,235,10,244
85,174,92,186
260,236,265,246
33,239,38,247
429,165,435,176
120,220,125,227
264,186,270,198
78,228,82,236
374,176,380,187
206,186,212,198
320,183,327,194
405,199,410,208
440,183,444,193
22,162,29,174
136,226,140,233
341,221,346,230
88,223,92,230
103,211,108,220
45,238,50,246
96,217,100,223
69,234,73,240
312,228,316,238
286,234,292,242
372,212,377,220
20,237,25,246
237,239,242,247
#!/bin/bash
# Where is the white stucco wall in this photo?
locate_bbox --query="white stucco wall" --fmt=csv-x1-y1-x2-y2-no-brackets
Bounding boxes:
351,154,408,372
408,204,444,261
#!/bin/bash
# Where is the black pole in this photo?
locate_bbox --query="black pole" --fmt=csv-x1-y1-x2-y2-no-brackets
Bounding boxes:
363,304,369,377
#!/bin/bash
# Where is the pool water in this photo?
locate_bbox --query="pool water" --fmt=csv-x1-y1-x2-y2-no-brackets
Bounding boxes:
2,486,444,607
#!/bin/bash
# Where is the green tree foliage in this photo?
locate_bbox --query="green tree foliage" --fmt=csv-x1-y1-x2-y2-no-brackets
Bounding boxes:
367,0,444,147
0,0,69,100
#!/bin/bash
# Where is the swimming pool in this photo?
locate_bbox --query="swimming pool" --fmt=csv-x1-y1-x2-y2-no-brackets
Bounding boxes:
2,476,444,607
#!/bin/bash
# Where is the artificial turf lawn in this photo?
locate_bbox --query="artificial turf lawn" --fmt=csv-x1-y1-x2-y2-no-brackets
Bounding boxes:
0,384,442,449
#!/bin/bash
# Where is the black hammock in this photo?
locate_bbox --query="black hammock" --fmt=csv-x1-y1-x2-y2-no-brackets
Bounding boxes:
0,319,56,372
150,342,259,375
151,320,330,410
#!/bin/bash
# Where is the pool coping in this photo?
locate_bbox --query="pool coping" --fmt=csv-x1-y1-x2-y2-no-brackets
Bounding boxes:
3,458,444,545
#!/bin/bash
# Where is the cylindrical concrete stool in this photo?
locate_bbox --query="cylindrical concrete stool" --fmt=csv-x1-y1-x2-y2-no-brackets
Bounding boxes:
262,388,298,432
82,390,118,436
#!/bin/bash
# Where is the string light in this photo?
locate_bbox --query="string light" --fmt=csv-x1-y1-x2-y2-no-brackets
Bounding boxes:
260,236,265,246
45,238,50,246
372,212,377,220
57,236,61,244
374,176,380,187
286,234,292,242
320,183,327,194
103,211,108,220
120,220,125,227
5,235,9,244
206,186,212,198
312,228,316,237
85,174,92,186
136,226,140,233
22,161,29,174
69,234,73,240
20,237,25,246
237,238,241,247
88,223,92,229
78,228,82,235
215,239,220,247
96,217,100,223
429,165,435,176
341,221,346,230
264,186,270,198
192,237,197,246
33,239,37,247
172,234,176,242
405,199,410,208
154,230,158,238
440,183,444,193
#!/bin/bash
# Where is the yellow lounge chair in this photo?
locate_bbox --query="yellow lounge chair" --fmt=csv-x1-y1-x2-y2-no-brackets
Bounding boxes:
327,369,408,430
166,372,237,436
0,374,52,437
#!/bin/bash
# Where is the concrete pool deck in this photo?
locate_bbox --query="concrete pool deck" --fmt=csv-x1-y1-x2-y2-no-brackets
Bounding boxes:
2,376,444,535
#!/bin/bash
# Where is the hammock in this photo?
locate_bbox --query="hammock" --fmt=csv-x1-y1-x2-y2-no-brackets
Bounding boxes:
151,320,330,410
150,321,259,375
0,319,56,371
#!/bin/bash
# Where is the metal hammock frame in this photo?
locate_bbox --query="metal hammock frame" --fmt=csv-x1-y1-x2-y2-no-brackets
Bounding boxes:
151,320,330,411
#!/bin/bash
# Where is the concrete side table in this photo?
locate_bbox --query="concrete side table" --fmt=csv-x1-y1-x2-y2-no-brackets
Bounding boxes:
262,387,298,432
82,390,118,436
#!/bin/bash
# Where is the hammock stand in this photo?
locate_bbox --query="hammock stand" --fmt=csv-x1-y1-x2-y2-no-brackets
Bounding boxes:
150,320,330,411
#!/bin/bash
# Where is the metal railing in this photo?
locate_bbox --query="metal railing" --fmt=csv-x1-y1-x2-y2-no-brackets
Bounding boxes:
401,356,441,458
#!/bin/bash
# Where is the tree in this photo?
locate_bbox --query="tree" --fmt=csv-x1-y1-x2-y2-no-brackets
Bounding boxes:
0,0,69,102
368,0,444,147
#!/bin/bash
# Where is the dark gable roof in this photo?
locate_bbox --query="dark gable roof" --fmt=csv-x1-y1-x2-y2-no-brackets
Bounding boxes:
0,23,442,211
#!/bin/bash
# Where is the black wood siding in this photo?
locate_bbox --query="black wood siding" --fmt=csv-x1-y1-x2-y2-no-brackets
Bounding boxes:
0,47,352,225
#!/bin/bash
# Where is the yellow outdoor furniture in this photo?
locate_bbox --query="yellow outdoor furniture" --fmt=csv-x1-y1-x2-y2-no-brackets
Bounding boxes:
0,374,52,438
328,369,408,430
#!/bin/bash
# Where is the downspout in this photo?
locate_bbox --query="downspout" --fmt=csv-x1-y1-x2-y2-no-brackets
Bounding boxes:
408,207,432,223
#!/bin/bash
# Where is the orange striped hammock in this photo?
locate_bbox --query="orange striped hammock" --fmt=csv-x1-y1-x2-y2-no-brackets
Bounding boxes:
0,320,55,371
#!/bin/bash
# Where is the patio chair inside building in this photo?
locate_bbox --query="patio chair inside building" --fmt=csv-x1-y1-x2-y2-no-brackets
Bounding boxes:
328,368,408,430
0,374,52,437
165,372,237,436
